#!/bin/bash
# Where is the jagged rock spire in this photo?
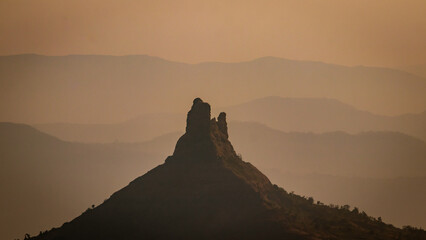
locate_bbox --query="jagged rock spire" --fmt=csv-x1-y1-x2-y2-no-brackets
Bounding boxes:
186,98,211,136
217,112,228,139
171,98,234,162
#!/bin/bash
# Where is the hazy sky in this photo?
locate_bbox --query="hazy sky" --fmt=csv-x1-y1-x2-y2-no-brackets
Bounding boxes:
1,0,425,67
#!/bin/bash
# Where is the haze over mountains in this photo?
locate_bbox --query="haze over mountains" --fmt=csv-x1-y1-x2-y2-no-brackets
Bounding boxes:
229,122,426,178
34,96,426,143
224,97,426,142
1,55,426,124
35,113,185,143
398,64,426,79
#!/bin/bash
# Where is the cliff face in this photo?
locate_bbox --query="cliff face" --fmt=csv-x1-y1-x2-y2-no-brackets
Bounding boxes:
32,98,426,240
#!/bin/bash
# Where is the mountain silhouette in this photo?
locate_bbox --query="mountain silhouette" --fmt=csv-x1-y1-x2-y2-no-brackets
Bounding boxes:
2,122,426,238
31,99,425,240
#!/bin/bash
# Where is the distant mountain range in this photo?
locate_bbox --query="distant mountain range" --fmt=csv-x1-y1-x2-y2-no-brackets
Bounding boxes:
398,64,426,79
224,97,426,142
35,97,426,143
229,121,426,179
1,55,425,123
35,113,185,143
2,119,425,239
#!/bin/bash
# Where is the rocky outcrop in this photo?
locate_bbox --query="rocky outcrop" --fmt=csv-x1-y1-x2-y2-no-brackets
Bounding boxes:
172,98,235,162
185,98,211,136
217,112,228,139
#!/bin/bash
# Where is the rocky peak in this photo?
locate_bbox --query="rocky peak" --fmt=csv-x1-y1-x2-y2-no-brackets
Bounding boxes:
171,98,234,162
185,98,211,136
217,112,228,139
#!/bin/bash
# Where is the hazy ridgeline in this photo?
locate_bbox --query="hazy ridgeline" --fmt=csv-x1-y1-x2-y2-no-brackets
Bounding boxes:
1,55,425,239
35,97,426,143
1,55,426,124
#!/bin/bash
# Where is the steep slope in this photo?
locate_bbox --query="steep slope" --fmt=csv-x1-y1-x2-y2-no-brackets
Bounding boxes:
1,55,426,123
32,99,425,240
0,123,163,240
273,173,426,229
227,122,426,227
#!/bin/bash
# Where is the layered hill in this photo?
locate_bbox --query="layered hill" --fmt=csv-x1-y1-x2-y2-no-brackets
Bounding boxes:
35,113,184,143
34,97,426,143
229,121,426,178
1,55,426,123
30,99,426,240
398,64,426,79
224,97,426,142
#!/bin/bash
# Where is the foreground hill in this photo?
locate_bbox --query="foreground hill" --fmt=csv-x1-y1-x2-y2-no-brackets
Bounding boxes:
30,99,426,240
3,119,426,239
1,55,426,123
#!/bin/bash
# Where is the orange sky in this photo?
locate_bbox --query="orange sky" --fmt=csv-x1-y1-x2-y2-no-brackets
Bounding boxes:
1,0,425,67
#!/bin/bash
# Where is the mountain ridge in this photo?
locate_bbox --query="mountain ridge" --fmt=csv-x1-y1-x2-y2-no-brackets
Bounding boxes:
34,96,426,143
4,54,425,76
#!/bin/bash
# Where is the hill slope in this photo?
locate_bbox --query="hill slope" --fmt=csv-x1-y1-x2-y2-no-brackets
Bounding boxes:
31,99,426,240
0,123,163,240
